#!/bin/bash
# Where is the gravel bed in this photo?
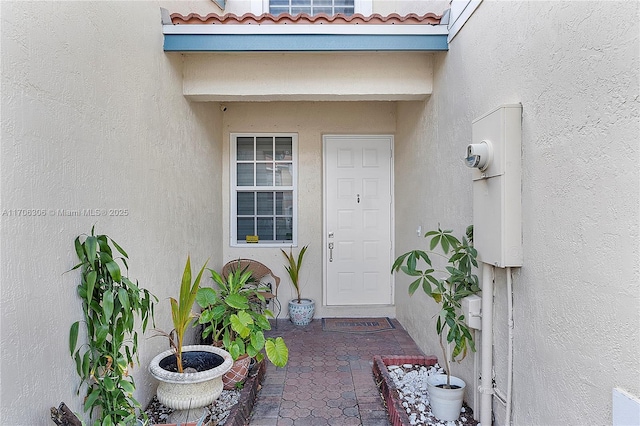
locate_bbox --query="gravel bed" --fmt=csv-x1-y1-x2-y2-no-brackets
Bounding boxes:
142,390,240,425
386,363,479,426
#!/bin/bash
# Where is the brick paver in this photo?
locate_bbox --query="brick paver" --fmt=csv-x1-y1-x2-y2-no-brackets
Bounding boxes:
250,318,424,425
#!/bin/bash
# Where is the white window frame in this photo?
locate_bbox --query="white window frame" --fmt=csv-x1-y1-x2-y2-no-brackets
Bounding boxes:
253,0,372,15
230,133,298,247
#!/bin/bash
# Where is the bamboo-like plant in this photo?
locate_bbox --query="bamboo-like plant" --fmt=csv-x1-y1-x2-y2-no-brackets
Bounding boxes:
169,256,208,373
281,245,308,303
391,225,480,388
69,227,156,425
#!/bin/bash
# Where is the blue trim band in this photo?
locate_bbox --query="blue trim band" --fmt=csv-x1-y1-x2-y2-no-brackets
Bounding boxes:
163,34,448,52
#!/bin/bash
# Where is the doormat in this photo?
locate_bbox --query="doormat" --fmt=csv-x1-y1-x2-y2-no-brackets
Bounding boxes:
322,317,395,333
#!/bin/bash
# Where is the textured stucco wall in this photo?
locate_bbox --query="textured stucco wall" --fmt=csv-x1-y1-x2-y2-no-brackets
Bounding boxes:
219,101,397,319
394,1,639,424
372,0,448,16
222,0,449,16
0,1,224,424
182,52,435,102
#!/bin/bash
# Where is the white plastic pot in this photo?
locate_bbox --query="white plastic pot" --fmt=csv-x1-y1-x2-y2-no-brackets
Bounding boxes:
427,374,466,421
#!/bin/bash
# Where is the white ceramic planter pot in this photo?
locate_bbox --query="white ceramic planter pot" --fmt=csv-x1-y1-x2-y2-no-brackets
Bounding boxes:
427,374,466,421
288,298,315,326
149,345,233,410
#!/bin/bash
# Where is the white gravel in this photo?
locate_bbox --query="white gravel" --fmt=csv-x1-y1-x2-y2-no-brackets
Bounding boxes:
386,363,478,426
142,390,240,425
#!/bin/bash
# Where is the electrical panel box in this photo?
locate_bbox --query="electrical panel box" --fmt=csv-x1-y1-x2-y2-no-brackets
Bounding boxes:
462,294,482,330
472,104,522,267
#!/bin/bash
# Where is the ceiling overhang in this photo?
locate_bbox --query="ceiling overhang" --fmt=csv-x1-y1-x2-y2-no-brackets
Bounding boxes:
161,10,448,101
181,51,436,102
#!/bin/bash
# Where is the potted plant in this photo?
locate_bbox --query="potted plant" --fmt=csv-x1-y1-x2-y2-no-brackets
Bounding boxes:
281,245,313,326
196,264,288,389
391,225,480,421
149,256,233,420
68,227,157,426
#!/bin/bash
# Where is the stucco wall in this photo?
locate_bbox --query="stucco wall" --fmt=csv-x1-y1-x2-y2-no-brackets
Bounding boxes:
182,52,435,102
394,1,639,425
0,1,224,424
222,0,449,16
219,101,397,319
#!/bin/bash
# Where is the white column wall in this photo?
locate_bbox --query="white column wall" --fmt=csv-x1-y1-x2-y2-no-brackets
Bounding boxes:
0,1,224,424
394,1,639,425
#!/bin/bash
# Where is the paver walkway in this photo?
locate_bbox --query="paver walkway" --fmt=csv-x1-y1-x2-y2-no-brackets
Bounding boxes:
250,318,425,425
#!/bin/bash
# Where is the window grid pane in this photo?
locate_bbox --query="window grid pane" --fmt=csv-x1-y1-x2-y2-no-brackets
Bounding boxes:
237,217,255,241
257,192,274,215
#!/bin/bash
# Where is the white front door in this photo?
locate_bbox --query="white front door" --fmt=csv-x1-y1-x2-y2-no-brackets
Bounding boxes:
323,135,394,306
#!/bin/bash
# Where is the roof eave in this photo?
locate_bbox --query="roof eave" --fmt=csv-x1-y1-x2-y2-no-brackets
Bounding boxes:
163,33,448,52
161,10,449,52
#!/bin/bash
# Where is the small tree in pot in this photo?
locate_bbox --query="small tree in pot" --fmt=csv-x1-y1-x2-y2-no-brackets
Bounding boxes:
281,245,314,326
391,226,480,421
169,256,208,373
149,256,233,418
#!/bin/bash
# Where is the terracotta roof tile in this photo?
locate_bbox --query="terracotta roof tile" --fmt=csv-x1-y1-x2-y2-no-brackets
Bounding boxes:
169,12,442,26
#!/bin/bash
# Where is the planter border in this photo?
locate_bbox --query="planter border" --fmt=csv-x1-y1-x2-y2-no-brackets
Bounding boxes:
372,355,438,426
224,358,267,426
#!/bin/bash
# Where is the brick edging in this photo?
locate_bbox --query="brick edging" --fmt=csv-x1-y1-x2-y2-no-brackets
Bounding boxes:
372,355,438,426
224,359,267,426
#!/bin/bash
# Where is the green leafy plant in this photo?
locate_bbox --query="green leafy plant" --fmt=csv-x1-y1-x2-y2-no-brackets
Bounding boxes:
391,225,480,387
196,265,289,368
281,245,308,303
169,256,208,373
69,227,156,426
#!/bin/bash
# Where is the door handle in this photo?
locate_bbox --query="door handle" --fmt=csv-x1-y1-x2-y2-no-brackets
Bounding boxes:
328,242,334,262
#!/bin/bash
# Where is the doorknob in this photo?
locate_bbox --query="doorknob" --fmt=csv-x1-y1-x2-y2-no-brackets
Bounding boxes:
328,242,334,262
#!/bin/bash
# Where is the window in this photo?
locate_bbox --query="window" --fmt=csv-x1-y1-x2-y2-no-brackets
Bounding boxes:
231,134,297,246
270,0,355,16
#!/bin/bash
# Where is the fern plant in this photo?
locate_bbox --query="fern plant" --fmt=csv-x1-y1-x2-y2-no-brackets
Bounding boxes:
69,227,156,426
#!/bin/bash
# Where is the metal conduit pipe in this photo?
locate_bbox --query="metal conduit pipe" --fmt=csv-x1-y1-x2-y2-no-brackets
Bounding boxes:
473,330,480,421
480,263,494,426
506,267,514,425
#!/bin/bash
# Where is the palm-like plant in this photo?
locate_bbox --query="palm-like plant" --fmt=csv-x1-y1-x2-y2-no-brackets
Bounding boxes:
391,225,480,387
281,245,308,303
169,256,208,373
